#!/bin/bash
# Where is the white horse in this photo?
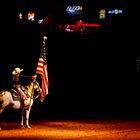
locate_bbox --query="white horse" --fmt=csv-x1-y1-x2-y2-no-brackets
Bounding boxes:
0,79,42,128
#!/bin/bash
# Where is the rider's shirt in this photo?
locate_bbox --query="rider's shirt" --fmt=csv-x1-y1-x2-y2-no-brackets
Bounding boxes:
12,75,26,100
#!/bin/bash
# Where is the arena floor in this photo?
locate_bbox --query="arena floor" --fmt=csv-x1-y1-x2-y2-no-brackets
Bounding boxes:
0,119,140,140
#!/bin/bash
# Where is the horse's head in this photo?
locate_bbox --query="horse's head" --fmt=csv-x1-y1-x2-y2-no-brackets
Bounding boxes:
33,81,42,94
26,80,42,99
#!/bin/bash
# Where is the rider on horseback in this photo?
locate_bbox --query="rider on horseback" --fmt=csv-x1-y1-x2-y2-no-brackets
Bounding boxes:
12,67,27,106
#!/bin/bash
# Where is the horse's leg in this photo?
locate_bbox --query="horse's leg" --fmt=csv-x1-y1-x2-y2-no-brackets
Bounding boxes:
25,106,31,128
21,109,25,128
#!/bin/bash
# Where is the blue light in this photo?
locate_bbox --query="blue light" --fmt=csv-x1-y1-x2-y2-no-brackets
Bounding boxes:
118,10,123,13
108,10,114,14
108,9,123,14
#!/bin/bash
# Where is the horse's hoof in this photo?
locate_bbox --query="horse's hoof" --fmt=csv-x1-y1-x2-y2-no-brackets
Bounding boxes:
26,125,31,129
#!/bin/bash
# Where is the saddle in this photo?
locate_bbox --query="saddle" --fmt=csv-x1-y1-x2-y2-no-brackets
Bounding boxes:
10,87,28,99
10,88,29,108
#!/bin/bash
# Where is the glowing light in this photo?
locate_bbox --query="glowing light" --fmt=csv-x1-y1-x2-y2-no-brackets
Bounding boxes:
19,12,22,20
27,12,35,21
99,9,105,19
66,5,82,15
38,19,43,24
108,9,123,14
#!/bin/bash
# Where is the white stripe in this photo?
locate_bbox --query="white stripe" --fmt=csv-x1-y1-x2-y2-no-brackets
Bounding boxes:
37,67,43,72
37,63,43,67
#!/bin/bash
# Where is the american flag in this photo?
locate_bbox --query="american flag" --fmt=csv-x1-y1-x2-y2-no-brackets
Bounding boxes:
36,36,49,102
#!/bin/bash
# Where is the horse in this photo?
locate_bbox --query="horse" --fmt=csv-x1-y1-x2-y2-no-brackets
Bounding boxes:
0,79,42,129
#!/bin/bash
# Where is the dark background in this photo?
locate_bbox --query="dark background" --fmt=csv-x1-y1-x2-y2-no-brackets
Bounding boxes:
0,0,137,120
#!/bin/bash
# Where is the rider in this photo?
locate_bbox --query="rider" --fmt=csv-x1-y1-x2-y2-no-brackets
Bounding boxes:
12,67,27,106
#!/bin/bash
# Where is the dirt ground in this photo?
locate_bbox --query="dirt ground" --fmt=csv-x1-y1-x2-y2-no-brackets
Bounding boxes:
0,119,140,140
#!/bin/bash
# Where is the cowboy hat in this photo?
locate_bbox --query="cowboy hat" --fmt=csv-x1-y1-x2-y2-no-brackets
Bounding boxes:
12,67,23,75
